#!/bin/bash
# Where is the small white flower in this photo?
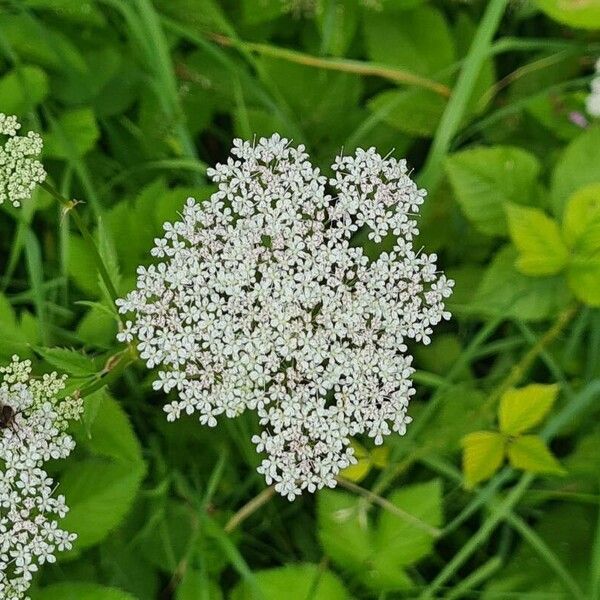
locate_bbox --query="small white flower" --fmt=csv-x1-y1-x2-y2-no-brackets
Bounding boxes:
0,114,46,207
118,135,453,500
0,356,82,599
586,59,600,118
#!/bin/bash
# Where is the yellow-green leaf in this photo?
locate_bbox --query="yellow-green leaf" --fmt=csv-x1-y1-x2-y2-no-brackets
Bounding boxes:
567,254,600,307
461,431,505,488
505,204,569,276
507,435,566,475
499,384,559,436
562,183,600,250
340,439,371,482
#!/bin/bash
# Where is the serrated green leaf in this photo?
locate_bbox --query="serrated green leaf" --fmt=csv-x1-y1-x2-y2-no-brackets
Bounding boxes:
59,458,145,551
231,564,349,600
446,146,541,236
31,583,136,600
567,253,600,307
377,479,442,566
507,435,566,475
562,183,600,250
499,384,559,436
470,245,571,322
505,204,568,276
552,126,600,215
35,347,97,377
0,65,48,115
461,431,505,488
317,489,373,571
44,108,99,159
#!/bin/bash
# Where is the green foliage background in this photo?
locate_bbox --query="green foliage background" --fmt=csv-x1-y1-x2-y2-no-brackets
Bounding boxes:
1,0,600,598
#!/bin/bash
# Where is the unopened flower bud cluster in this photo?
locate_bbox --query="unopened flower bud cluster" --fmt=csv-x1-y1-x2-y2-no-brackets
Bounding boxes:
117,135,453,500
0,357,82,600
587,58,600,118
0,113,46,207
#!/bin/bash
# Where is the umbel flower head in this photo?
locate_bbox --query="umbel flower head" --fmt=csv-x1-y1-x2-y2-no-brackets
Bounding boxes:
0,356,82,600
0,113,46,207
117,135,453,500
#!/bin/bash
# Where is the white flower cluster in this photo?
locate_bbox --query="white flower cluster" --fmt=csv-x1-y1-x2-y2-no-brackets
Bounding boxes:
587,58,600,118
117,135,453,500
0,357,82,600
0,113,46,207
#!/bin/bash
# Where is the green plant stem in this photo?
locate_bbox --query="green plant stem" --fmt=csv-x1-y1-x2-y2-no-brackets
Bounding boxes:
207,31,452,98
418,0,508,194
40,181,120,307
224,486,276,533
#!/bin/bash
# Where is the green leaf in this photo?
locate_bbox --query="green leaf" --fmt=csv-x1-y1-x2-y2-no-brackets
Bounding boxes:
562,183,600,250
470,245,571,321
367,88,446,138
499,384,560,436
377,479,443,566
340,439,372,482
507,435,566,475
534,0,600,29
231,564,349,600
461,431,506,488
59,458,145,551
317,489,373,571
75,391,144,464
0,65,48,115
567,254,600,307
176,570,223,600
317,0,359,57
44,108,100,159
505,204,568,276
552,127,600,216
446,146,541,236
32,583,136,600
363,5,455,75
35,347,97,377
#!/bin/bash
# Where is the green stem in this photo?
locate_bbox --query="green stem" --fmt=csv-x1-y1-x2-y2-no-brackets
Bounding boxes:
40,181,120,307
418,0,508,193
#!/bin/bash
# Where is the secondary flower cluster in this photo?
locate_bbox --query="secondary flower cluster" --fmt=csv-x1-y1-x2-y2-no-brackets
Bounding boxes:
0,113,46,208
587,58,600,118
0,357,82,600
117,135,453,499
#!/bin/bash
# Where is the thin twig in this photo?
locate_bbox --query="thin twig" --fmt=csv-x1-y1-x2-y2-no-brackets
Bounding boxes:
207,32,452,98
224,486,276,533
336,477,442,538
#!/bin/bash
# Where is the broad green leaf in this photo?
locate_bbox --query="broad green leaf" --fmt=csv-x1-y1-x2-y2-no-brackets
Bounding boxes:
505,204,568,276
567,253,600,307
446,146,541,236
507,435,566,475
231,564,349,600
470,246,571,321
176,570,223,600
499,384,559,436
461,431,505,488
23,0,106,26
75,391,144,464
317,0,359,57
562,183,600,250
367,88,446,138
317,489,373,571
0,65,48,115
44,108,100,159
59,458,145,551
32,583,136,600
552,126,600,215
68,235,99,296
376,479,443,566
534,0,600,29
363,5,455,75
35,347,97,377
